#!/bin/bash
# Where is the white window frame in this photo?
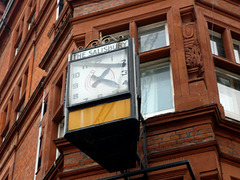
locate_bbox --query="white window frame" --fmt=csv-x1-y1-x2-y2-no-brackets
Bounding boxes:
140,58,174,120
16,102,24,120
56,0,64,20
138,21,169,53
233,38,240,64
55,118,64,159
209,30,223,56
216,67,240,121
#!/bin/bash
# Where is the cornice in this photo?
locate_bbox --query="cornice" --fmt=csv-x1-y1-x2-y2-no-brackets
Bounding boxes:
146,104,240,135
70,0,163,25
148,140,218,163
196,0,240,20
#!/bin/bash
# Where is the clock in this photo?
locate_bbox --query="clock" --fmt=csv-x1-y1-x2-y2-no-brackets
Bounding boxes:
68,48,129,107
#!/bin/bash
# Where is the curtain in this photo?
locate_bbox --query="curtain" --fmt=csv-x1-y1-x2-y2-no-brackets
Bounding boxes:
141,64,173,116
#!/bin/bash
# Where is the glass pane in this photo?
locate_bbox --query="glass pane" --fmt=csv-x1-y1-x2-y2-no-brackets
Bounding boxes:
233,43,240,64
141,64,173,116
209,35,225,57
217,76,231,87
217,74,240,119
139,24,166,52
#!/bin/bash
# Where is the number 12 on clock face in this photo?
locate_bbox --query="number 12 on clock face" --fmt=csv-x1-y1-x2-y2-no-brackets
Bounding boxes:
68,48,129,107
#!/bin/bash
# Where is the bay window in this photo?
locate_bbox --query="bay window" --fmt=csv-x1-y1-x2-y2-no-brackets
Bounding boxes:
216,68,240,121
141,59,174,119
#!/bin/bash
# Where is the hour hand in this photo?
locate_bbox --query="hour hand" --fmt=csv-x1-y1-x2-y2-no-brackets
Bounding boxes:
92,79,119,88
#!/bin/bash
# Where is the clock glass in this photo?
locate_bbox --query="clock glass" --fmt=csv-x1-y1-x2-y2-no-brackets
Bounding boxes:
69,48,129,106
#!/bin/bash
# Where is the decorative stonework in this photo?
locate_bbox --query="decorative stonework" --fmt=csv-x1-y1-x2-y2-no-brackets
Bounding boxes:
181,15,204,79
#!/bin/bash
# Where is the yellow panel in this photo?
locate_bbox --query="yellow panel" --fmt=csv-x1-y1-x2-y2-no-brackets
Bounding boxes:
68,98,131,131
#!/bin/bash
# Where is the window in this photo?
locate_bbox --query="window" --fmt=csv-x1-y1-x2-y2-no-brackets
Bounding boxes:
56,0,64,20
56,117,64,159
233,38,240,64
34,96,47,176
14,39,21,56
216,68,240,121
27,0,36,30
209,30,225,58
16,102,24,120
141,59,174,119
138,21,169,53
28,13,35,30
1,96,13,142
106,30,129,41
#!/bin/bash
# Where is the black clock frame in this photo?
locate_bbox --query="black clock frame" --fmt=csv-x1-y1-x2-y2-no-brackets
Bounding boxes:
64,38,141,172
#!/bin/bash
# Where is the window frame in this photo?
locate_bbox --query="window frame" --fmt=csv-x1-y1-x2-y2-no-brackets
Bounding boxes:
138,21,169,53
233,38,240,64
216,67,240,121
140,58,175,119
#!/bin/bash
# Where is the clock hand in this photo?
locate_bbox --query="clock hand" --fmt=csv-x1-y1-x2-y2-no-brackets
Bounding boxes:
100,68,111,78
92,79,119,88
76,60,127,68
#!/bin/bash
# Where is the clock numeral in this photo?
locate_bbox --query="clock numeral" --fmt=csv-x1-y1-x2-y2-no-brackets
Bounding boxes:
97,94,103,98
73,83,78,89
122,80,128,85
83,98,88,102
121,59,126,67
121,70,128,76
73,94,78,99
73,72,80,79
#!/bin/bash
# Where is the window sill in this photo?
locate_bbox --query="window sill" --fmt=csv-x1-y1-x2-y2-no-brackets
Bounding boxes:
139,46,170,63
213,55,240,75
142,108,175,121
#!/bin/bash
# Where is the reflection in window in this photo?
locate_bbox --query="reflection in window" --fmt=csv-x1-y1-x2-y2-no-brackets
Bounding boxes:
233,39,240,64
56,0,64,20
217,69,240,121
209,30,225,58
141,60,174,118
138,21,169,53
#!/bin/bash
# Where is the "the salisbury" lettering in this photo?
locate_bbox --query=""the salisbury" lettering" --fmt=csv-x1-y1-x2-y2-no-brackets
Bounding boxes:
72,40,128,61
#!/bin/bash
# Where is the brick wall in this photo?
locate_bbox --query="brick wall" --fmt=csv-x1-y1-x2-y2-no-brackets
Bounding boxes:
64,151,95,170
217,135,240,159
12,118,39,179
74,0,140,17
147,124,215,154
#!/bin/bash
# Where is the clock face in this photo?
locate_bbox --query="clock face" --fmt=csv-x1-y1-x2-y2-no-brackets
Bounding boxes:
69,48,129,106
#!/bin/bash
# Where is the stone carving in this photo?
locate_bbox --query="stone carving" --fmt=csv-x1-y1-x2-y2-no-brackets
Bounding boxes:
182,22,204,79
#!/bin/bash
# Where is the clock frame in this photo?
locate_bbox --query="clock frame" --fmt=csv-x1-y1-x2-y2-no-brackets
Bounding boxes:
64,38,140,172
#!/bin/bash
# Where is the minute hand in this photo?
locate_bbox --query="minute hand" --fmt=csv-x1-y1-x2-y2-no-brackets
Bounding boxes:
83,62,126,67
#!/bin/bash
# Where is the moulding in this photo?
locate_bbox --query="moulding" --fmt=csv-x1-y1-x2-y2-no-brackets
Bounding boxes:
58,163,108,179
70,0,169,25
196,0,240,19
39,14,72,71
220,152,240,167
139,46,170,63
214,55,240,75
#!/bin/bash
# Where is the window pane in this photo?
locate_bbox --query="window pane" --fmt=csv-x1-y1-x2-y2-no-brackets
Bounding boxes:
209,35,225,57
141,64,173,116
233,43,240,64
217,73,240,120
139,23,167,52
